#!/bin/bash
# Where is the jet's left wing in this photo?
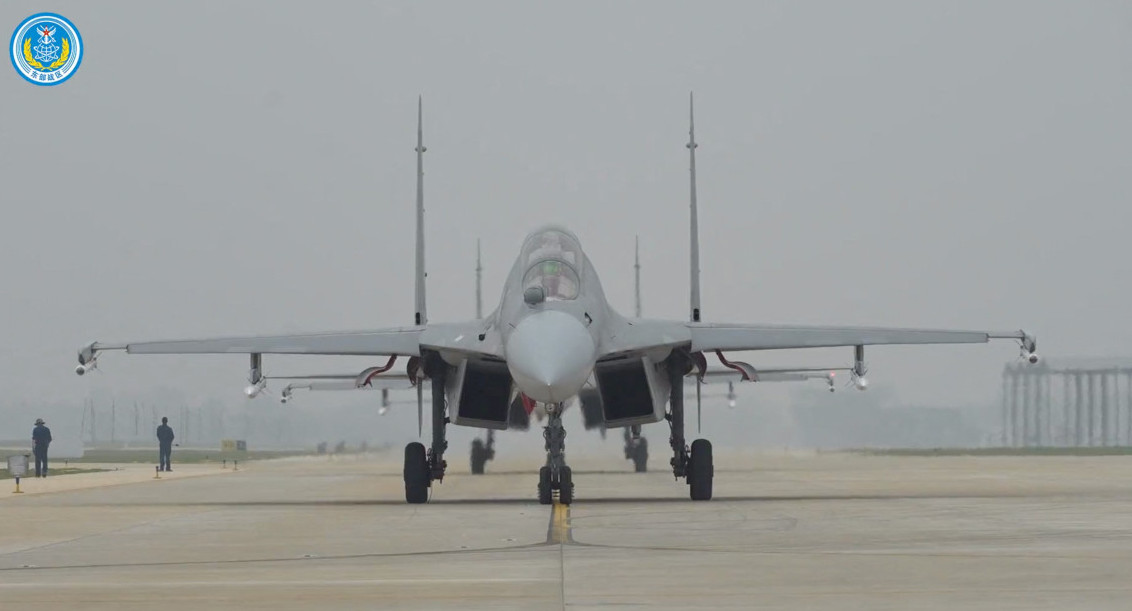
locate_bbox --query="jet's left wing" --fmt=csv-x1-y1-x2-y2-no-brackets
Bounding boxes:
699,367,846,383
688,323,1037,357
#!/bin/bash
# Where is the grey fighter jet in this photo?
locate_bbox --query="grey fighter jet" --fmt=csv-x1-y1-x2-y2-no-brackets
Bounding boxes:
76,96,1039,505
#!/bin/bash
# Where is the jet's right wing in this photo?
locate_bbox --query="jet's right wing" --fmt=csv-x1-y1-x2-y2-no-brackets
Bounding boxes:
77,319,509,373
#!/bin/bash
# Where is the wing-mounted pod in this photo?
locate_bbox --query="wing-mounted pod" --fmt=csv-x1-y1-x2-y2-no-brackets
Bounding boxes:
245,354,266,398
76,341,127,376
996,331,1039,364
851,345,867,391
76,342,99,376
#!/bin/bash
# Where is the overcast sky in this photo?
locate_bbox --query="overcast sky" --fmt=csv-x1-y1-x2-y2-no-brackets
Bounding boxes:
2,1,1130,422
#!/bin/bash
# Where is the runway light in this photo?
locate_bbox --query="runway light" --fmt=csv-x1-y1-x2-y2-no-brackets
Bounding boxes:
728,399,736,409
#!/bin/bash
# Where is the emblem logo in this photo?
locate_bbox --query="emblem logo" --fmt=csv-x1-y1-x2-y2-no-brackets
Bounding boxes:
10,13,83,86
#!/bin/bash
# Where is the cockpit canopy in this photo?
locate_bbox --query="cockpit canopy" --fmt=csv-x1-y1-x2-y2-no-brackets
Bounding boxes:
521,228,582,268
520,228,583,301
523,259,580,300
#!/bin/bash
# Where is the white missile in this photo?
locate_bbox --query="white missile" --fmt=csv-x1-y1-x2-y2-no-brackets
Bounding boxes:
245,379,267,399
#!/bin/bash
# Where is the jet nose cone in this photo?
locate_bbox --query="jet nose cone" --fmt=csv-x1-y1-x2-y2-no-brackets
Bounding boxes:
506,310,596,403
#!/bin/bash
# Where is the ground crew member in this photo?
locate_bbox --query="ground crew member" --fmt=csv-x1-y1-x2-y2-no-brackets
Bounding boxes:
32,418,51,477
157,417,175,472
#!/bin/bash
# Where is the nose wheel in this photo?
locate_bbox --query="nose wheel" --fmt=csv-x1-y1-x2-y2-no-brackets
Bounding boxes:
537,465,573,505
538,403,574,505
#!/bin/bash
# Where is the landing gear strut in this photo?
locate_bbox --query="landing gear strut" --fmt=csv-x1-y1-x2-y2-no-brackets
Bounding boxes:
624,425,648,472
667,354,713,500
537,402,574,505
470,430,495,474
404,354,448,504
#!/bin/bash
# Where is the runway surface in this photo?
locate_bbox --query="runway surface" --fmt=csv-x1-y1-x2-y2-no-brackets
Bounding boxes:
2,450,1132,610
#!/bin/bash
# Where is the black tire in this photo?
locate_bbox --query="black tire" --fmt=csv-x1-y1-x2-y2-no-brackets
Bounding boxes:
633,438,648,473
538,466,553,505
470,445,486,475
558,466,574,505
688,439,713,501
404,442,430,504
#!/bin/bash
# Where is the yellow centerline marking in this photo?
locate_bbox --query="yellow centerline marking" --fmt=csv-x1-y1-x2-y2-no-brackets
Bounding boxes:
549,501,571,543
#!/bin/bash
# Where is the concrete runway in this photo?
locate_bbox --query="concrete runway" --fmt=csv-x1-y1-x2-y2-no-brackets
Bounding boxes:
2,450,1132,610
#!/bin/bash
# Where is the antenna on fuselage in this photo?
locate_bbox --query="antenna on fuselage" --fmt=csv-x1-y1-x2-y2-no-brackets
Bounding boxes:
475,239,483,319
688,92,701,323
634,235,642,318
414,96,427,327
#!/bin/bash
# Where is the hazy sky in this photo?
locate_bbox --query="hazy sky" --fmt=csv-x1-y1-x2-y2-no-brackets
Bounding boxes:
2,1,1130,420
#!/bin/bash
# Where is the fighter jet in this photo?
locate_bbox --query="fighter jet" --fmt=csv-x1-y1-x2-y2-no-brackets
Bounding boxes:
76,96,1038,505
273,235,856,476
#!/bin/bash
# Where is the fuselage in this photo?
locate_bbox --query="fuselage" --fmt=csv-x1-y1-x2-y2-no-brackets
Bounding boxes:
496,226,609,403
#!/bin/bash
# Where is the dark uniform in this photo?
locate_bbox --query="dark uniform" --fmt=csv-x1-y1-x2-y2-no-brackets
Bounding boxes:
32,420,52,477
157,419,175,471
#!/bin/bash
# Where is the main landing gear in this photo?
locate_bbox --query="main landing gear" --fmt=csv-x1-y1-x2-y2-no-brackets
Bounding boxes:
667,355,713,500
624,425,648,473
537,402,574,505
470,430,495,475
404,356,448,504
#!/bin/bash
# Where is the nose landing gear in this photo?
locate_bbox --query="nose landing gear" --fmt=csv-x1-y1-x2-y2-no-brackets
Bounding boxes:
537,403,574,505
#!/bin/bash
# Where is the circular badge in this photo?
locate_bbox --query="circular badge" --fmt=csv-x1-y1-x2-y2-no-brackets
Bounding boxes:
10,13,83,86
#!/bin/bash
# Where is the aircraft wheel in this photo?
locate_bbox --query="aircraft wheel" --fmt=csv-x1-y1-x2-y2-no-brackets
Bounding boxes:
633,438,648,473
688,439,713,501
558,466,574,505
538,466,553,505
404,442,430,504
470,442,487,475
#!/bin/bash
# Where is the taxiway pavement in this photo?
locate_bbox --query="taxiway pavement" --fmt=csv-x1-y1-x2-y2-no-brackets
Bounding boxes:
1,450,1131,610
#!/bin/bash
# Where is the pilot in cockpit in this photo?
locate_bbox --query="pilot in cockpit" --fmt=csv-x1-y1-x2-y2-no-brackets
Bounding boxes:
524,259,579,300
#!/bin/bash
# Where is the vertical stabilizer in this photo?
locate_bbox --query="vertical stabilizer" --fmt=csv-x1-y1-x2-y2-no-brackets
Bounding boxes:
414,97,427,326
687,92,701,323
634,235,642,318
475,239,483,319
